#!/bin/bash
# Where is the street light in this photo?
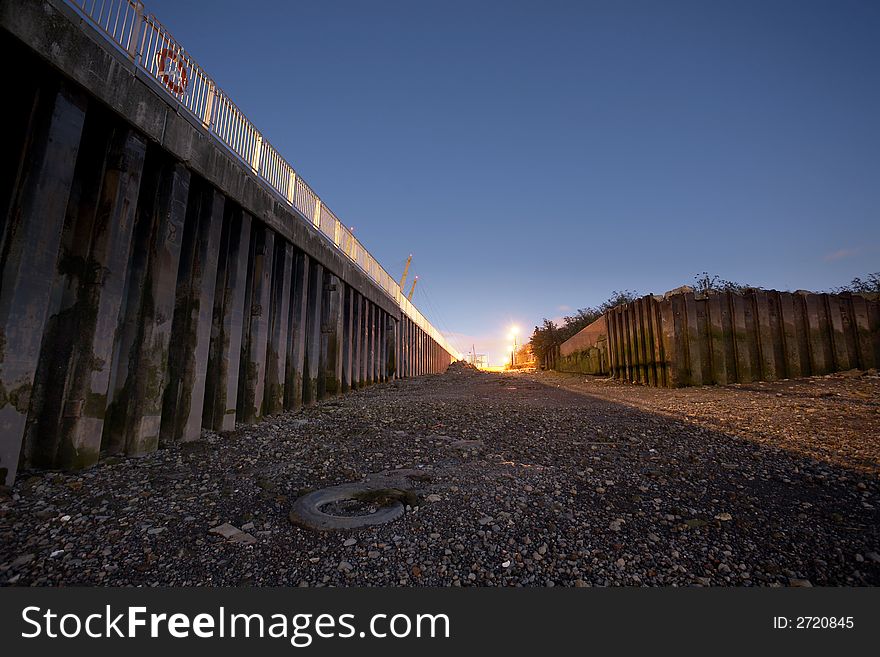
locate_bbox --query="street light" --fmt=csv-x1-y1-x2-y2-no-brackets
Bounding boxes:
508,326,519,368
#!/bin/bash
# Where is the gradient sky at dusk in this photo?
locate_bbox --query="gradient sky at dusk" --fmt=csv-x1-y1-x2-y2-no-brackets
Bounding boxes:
146,0,879,363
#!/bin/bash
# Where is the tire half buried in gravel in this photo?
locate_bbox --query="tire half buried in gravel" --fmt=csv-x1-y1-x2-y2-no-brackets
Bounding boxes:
289,484,417,531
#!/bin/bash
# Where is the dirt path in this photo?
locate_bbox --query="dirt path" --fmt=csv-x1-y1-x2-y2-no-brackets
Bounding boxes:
1,364,877,586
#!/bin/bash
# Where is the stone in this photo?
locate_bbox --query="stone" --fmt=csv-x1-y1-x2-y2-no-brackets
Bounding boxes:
230,532,257,545
209,523,241,539
684,519,708,529
714,512,733,521
343,538,356,547
788,578,813,588
10,554,35,568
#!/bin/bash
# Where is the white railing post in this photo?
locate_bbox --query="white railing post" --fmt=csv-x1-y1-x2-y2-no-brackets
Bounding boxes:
127,1,144,60
251,134,263,172
312,199,322,229
202,81,216,128
286,170,297,205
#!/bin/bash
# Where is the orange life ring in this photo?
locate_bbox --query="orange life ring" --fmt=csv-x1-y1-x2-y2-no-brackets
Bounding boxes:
156,48,188,95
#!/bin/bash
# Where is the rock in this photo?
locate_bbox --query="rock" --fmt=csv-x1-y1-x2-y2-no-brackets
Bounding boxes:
451,440,483,450
714,513,733,521
338,561,353,572
426,494,442,503
10,554,35,568
230,532,257,545
478,516,494,526
647,533,660,543
865,552,880,563
210,522,255,544
684,519,708,529
343,538,356,547
209,523,241,539
788,578,813,588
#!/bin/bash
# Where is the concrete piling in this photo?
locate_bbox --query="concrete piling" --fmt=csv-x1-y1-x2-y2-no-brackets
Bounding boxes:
161,183,224,443
238,225,275,423
352,293,362,390
303,260,323,405
264,241,293,416
319,274,344,398
203,209,252,431
284,251,309,411
104,158,190,457
342,285,353,393
0,83,87,484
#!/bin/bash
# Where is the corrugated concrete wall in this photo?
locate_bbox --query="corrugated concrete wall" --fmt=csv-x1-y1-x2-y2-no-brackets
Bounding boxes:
0,6,453,485
556,316,609,375
605,290,880,387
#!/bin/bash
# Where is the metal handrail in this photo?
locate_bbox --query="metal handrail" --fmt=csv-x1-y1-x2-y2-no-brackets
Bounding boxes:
64,0,459,358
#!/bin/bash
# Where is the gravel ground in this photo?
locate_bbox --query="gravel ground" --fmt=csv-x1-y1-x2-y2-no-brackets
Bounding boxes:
1,363,878,587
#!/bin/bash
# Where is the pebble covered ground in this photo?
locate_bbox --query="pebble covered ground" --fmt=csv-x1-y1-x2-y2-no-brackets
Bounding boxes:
1,363,878,587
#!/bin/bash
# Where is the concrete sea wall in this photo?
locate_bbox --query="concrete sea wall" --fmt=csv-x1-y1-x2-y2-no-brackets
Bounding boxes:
604,289,880,387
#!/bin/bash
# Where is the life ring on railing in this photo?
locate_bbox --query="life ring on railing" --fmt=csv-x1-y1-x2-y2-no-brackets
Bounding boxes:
156,48,188,95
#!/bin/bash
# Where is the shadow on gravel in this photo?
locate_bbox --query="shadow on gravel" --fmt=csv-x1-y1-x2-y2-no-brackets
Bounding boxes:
0,366,877,586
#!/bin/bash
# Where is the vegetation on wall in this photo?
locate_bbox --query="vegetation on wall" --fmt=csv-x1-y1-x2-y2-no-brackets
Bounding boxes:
529,290,639,363
530,272,880,364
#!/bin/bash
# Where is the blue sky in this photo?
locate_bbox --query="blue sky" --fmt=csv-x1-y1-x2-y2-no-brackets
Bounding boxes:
146,0,879,363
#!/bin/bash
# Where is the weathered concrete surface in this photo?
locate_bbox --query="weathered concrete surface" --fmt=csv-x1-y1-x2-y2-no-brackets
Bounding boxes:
557,316,608,376
238,226,275,423
56,128,149,463
0,83,86,485
385,315,397,380
319,274,344,398
285,252,309,411
303,261,323,405
352,294,363,390
264,242,293,416
104,159,190,456
162,183,224,443
605,289,880,387
203,209,251,431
